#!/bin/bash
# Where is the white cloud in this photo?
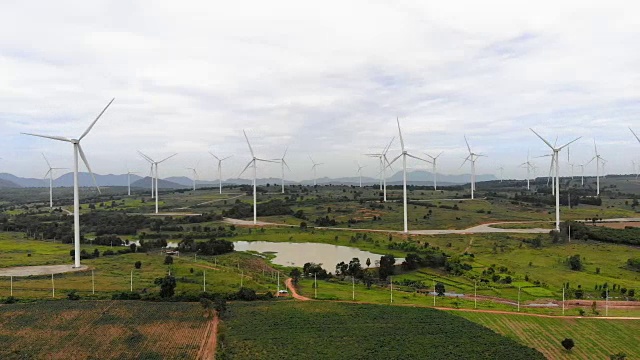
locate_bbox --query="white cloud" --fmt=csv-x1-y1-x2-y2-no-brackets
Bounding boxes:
1,0,639,181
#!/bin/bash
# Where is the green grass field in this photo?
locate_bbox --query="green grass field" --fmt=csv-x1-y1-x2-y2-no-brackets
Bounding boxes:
0,300,211,360
218,301,544,359
456,311,640,359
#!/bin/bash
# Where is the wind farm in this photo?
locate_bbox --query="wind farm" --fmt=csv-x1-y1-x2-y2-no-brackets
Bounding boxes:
2,2,640,359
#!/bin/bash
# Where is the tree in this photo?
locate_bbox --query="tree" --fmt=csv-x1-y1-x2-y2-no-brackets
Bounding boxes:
67,290,80,301
200,298,214,318
134,261,142,269
129,243,137,253
568,254,583,271
213,296,227,316
290,268,302,285
300,221,307,230
435,282,446,296
366,258,371,268
237,287,257,301
347,258,362,277
378,255,396,280
561,338,575,351
154,275,176,298
164,255,174,265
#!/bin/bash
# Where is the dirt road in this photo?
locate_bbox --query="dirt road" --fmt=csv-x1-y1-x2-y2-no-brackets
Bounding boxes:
198,314,219,360
285,278,311,301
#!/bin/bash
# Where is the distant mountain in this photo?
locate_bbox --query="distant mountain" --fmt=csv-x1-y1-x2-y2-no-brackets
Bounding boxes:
0,170,496,189
0,173,45,187
131,177,189,189
0,178,21,188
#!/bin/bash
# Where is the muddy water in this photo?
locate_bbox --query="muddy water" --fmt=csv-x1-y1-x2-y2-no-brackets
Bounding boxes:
233,241,403,268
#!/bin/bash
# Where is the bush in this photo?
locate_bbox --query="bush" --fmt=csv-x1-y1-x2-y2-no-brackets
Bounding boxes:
164,255,173,265
561,338,575,351
134,261,142,269
111,292,142,300
237,287,258,301
3,296,17,304
66,290,80,301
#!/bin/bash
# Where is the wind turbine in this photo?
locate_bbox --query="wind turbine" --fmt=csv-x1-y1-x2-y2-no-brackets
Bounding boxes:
365,138,395,201
42,153,66,208
22,98,114,268
126,168,138,196
424,151,443,190
309,155,324,186
586,140,606,196
387,118,430,233
240,130,278,224
578,163,586,186
461,135,485,200
138,151,177,214
520,150,534,190
209,152,232,194
278,147,291,193
497,166,504,182
530,128,581,231
356,161,366,187
186,167,198,191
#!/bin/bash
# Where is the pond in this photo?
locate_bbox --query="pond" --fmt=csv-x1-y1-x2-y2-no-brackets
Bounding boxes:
233,241,404,268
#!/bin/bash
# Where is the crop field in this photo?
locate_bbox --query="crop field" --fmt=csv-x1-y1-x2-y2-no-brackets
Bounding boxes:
0,300,212,360
218,301,544,359
456,311,640,359
0,232,278,299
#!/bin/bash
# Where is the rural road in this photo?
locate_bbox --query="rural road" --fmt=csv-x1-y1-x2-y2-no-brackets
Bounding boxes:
285,278,311,301
223,218,551,234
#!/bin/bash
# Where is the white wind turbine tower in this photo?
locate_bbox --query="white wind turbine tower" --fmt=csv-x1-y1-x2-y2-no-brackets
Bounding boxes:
22,98,114,268
424,151,443,190
209,152,232,194
387,118,430,233
309,155,324,186
530,128,581,231
138,151,177,214
520,150,534,190
240,130,278,224
633,160,639,180
497,166,504,182
366,138,395,201
578,163,586,186
42,153,66,209
126,168,138,196
461,135,485,200
186,167,198,191
278,147,291,193
586,140,606,196
356,161,366,187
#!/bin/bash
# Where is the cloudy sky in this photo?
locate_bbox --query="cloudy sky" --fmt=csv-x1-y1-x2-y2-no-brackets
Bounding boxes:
2,0,639,182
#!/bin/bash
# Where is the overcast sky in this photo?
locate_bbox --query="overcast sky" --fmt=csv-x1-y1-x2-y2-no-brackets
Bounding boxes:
2,1,639,182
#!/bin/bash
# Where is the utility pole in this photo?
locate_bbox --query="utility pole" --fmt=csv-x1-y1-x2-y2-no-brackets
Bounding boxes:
390,276,393,304
474,280,477,309
314,272,317,299
203,270,206,292
518,286,521,312
92,270,95,295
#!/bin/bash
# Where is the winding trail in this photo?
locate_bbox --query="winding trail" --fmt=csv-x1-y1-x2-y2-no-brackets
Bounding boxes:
285,278,311,301
198,313,219,360
223,218,552,234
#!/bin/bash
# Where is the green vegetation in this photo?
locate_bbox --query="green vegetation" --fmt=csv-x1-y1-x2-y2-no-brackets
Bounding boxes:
0,300,211,359
456,311,640,359
219,301,544,359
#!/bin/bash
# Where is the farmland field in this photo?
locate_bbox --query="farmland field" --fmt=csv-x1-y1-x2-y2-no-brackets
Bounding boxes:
218,301,544,359
456,311,640,359
0,300,212,360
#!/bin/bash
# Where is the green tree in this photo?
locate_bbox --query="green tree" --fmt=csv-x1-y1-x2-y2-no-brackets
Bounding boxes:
378,255,396,280
154,275,176,298
435,282,446,296
164,255,174,265
134,261,142,269
561,338,575,351
366,258,371,268
568,254,583,271
290,268,302,285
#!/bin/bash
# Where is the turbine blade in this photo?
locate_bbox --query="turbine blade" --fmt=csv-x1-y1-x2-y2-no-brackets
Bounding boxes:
558,137,582,150
41,153,52,168
158,153,177,163
138,151,153,163
396,118,405,151
238,160,254,177
282,146,288,159
459,155,471,169
388,154,402,167
283,159,292,172
383,137,395,154
221,155,232,161
529,128,554,149
630,127,640,143
243,130,255,158
77,144,101,194
44,169,51,178
79,98,115,140
464,135,472,153
209,152,221,161
407,154,430,163
22,133,72,143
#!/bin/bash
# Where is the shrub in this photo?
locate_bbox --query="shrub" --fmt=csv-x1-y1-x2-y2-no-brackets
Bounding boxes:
66,290,80,301
164,255,173,265
561,338,575,351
